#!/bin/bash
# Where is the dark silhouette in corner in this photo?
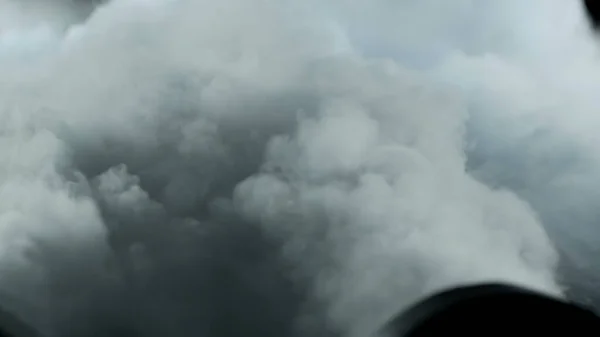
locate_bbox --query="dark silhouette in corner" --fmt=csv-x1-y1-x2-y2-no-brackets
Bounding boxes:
381,284,600,337
585,0,600,28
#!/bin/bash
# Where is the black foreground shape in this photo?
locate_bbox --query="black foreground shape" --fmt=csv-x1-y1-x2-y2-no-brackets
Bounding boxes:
381,283,600,337
585,0,600,28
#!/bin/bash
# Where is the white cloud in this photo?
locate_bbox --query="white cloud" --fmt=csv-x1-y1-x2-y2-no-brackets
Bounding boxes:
3,0,599,336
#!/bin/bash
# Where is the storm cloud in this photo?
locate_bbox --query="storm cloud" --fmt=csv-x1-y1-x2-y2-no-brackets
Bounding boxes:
2,1,598,337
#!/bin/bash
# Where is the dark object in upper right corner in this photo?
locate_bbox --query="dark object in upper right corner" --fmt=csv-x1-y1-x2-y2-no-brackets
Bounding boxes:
584,0,600,29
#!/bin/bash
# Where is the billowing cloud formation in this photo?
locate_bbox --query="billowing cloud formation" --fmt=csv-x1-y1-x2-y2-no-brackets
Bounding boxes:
0,0,101,31
2,0,598,336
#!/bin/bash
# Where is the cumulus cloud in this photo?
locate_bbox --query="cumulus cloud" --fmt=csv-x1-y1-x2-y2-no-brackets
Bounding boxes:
0,0,102,32
2,0,598,337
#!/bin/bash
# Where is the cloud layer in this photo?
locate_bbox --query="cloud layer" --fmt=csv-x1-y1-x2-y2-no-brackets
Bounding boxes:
2,0,599,336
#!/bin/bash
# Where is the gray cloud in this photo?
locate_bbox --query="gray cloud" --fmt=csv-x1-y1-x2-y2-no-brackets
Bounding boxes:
2,0,597,337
